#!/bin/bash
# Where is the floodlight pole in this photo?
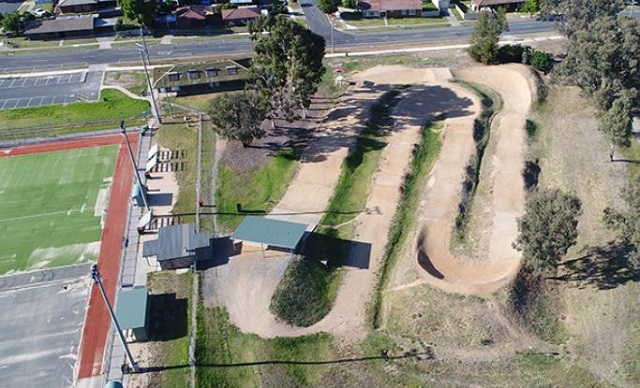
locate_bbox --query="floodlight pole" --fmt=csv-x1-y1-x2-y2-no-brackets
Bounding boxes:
121,121,150,211
330,17,335,54
136,42,161,125
90,264,139,374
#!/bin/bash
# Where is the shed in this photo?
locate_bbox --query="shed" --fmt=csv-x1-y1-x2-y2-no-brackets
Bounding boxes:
115,286,149,341
232,216,309,252
142,223,211,269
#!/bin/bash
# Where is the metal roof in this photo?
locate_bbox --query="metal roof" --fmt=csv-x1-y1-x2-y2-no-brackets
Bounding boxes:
232,216,308,250
142,223,210,261
115,286,148,329
25,15,94,35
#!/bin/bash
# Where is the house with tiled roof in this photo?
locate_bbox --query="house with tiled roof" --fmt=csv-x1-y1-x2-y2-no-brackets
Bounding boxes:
471,0,524,11
360,0,423,18
221,6,260,27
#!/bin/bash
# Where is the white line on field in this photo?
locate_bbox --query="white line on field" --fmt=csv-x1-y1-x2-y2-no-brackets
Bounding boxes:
0,209,83,223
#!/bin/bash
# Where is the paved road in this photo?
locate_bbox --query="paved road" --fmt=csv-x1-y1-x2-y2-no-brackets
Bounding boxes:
0,20,557,72
0,71,102,109
0,264,90,388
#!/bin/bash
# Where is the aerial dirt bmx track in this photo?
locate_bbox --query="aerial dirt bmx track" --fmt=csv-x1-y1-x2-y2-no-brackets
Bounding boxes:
416,64,537,297
214,64,536,339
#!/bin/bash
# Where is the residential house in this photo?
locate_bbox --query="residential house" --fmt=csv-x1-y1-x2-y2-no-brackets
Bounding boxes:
56,0,117,14
24,15,95,40
154,59,251,96
221,6,260,27
176,5,211,29
471,0,524,12
360,0,423,18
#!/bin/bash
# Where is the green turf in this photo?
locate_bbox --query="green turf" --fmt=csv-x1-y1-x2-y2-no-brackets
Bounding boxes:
0,145,119,274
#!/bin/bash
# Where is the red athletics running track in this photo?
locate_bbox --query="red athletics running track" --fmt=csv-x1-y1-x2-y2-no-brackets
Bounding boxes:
1,133,139,379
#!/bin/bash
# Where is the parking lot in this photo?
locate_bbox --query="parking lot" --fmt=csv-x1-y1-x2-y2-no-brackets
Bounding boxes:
0,264,90,387
0,71,103,110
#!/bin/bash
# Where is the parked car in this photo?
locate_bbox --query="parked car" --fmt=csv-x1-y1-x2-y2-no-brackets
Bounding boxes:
32,8,51,17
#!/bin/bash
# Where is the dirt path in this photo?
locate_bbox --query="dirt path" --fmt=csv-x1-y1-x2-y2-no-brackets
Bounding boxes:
212,66,481,339
415,64,537,297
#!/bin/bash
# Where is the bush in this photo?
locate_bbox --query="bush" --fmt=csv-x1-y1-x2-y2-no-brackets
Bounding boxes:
342,0,357,8
530,49,553,74
496,44,529,64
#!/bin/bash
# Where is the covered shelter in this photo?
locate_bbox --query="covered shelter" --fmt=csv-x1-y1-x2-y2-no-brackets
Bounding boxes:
114,286,149,342
232,216,309,254
143,223,211,269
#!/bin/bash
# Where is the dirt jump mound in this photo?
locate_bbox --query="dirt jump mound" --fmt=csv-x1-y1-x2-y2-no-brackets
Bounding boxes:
415,64,538,297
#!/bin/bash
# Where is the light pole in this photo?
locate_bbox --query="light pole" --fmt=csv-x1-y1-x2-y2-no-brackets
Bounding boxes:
121,121,150,211
330,17,335,54
136,42,161,124
90,264,139,374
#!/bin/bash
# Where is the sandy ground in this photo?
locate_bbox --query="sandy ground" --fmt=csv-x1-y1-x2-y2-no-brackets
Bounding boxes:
413,64,537,296
211,66,486,339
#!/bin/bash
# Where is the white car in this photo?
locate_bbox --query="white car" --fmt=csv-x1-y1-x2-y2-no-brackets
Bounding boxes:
32,8,48,17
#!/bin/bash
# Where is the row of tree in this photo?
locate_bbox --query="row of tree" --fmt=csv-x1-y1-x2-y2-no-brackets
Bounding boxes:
208,16,326,146
512,1,640,276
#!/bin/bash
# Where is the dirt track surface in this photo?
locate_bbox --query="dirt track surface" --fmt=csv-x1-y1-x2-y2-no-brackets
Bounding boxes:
415,64,537,296
211,66,483,338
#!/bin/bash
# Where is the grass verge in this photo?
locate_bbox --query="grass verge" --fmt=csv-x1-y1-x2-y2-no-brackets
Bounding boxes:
0,89,148,133
195,306,333,387
450,80,502,242
371,121,443,328
143,271,192,387
215,147,301,233
269,89,405,327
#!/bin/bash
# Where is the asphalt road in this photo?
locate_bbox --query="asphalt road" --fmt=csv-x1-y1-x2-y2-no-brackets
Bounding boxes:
0,20,557,72
0,264,90,388
0,71,102,109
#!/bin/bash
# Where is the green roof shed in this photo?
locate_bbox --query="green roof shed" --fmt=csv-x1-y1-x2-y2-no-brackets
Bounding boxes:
115,286,149,341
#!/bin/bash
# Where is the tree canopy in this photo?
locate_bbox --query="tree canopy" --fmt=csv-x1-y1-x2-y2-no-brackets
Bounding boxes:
317,0,340,14
208,91,267,146
514,189,582,275
248,15,326,121
467,10,508,64
2,11,32,36
554,1,640,111
118,0,157,28
604,179,640,270
598,96,632,147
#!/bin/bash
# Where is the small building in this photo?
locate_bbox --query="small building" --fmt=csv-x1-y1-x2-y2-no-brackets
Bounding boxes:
115,286,149,342
232,216,310,253
142,223,211,270
221,6,260,27
360,0,423,18
176,5,211,29
471,0,524,12
154,59,251,96
24,15,95,40
57,0,117,14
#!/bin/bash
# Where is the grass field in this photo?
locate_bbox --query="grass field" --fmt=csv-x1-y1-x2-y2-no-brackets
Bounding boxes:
0,145,118,274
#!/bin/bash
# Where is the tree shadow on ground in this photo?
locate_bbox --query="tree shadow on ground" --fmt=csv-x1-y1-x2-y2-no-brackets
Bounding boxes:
552,241,640,290
138,347,434,373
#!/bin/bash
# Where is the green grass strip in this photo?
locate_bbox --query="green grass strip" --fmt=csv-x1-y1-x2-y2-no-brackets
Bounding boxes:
371,121,443,329
0,89,149,133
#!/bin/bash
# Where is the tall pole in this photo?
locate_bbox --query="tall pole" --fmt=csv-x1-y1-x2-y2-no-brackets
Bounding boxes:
90,264,139,374
140,26,151,65
121,121,150,211
136,43,161,125
330,18,335,54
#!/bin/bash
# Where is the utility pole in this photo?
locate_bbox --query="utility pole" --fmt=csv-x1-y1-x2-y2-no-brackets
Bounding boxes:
330,17,335,54
121,121,150,211
90,264,139,374
136,42,161,124
140,26,151,65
